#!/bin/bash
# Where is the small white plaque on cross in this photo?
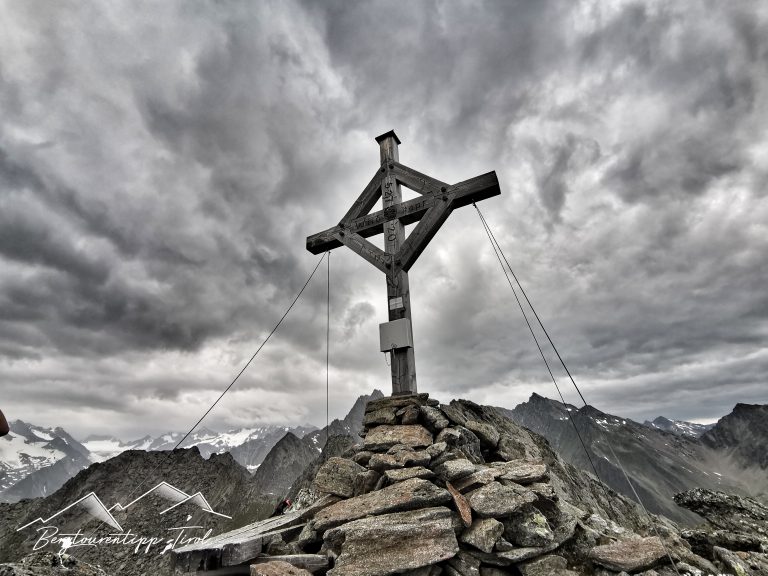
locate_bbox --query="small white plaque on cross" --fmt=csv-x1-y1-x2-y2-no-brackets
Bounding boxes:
389,297,404,310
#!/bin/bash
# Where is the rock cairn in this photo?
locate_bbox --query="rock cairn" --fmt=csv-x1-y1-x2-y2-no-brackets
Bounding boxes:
182,394,766,576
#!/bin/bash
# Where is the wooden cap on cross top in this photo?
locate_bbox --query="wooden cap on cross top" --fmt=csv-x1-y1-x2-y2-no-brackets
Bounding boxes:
375,130,401,163
374,130,401,145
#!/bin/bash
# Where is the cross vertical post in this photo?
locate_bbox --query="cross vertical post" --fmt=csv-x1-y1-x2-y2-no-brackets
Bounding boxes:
376,131,417,395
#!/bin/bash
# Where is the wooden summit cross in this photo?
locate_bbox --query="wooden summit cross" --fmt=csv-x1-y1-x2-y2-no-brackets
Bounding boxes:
307,130,500,396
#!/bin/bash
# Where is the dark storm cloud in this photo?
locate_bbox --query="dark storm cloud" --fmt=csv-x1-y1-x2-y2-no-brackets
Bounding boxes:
0,0,766,437
0,2,351,359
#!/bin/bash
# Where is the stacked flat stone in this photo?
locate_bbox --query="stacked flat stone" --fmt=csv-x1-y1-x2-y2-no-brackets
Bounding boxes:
253,394,727,576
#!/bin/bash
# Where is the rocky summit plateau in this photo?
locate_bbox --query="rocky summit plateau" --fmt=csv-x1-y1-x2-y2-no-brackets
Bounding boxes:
167,394,768,576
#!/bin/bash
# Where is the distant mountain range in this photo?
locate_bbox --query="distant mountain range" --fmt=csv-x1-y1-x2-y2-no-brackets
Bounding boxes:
0,389,385,504
0,420,316,503
82,424,317,466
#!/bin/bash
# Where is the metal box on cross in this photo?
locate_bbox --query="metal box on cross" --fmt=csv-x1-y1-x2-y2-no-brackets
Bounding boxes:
307,130,501,395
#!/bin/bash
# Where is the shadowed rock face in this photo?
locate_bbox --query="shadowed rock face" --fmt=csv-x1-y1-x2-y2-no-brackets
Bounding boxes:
251,432,320,499
302,390,385,450
238,391,387,521
701,403,768,469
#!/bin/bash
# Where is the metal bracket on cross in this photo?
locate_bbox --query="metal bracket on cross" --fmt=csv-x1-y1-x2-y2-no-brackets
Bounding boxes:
306,130,501,395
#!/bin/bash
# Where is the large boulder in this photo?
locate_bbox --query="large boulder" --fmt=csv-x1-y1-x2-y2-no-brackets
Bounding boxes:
313,457,366,498
433,458,476,481
435,427,484,464
465,420,500,448
313,477,451,531
363,425,433,451
384,467,435,483
518,555,577,576
445,549,481,576
324,507,459,576
588,536,668,573
466,481,536,518
503,505,555,547
368,448,431,471
491,460,547,485
420,406,450,431
460,518,504,553
365,394,438,414
364,408,398,427
452,467,502,492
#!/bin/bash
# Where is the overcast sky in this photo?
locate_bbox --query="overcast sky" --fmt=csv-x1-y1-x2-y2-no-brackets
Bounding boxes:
1,1,766,440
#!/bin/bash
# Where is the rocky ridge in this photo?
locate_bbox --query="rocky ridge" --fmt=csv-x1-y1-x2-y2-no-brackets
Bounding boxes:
173,394,765,576
673,487,768,574
503,394,757,525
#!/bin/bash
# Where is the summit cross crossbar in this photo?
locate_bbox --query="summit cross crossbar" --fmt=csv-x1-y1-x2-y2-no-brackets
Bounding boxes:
307,130,501,395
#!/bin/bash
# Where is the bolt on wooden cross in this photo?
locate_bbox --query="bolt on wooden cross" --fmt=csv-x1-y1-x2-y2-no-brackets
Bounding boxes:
307,130,500,395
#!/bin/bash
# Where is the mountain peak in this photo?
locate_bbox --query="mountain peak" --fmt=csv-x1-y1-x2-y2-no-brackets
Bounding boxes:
732,402,764,413
644,416,714,438
578,404,605,418
701,402,768,469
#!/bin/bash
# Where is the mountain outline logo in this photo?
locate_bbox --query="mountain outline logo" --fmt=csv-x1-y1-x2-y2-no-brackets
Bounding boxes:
18,492,123,532
17,481,230,532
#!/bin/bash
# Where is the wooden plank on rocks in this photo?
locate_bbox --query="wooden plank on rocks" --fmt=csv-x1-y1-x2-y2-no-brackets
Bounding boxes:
172,512,305,570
